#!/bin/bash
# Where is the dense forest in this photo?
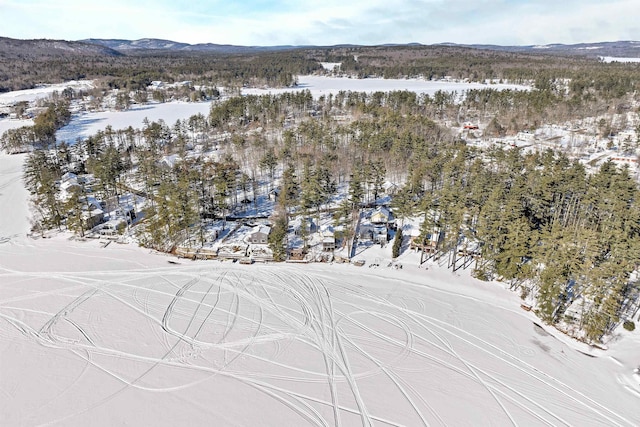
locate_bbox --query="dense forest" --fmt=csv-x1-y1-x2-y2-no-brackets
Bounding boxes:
3,40,640,344
3,37,640,100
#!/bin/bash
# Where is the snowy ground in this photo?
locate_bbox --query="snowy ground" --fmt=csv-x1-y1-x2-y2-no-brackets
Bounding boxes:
1,152,640,426
242,75,529,98
56,101,213,144
0,81,94,107
600,56,640,63
0,118,34,136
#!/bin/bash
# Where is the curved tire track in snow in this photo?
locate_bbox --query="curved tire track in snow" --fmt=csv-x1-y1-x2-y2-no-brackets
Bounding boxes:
2,263,638,426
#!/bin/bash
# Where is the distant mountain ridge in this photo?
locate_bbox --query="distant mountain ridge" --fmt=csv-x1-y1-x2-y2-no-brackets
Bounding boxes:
2,36,639,59
438,41,640,58
80,38,301,54
79,38,640,58
0,37,122,58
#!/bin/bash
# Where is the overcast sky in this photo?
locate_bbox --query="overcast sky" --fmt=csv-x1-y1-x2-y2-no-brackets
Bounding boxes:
1,0,638,46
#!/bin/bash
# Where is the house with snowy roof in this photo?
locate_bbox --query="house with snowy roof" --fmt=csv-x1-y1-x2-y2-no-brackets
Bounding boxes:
248,225,271,244
359,224,388,244
59,179,81,195
320,225,336,252
159,154,180,170
82,207,105,230
371,206,394,226
292,216,317,236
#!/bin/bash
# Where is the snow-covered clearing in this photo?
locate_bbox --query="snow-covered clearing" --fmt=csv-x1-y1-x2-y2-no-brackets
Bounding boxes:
1,152,639,426
0,152,30,240
242,75,529,98
600,56,640,63
56,101,213,144
0,118,34,135
320,62,342,71
0,81,94,107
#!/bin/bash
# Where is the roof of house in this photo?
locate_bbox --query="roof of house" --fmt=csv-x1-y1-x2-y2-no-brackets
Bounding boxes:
85,196,103,211
250,225,271,236
81,208,104,219
60,179,81,191
320,225,334,237
371,206,392,221
160,154,180,168
291,216,316,229
61,172,78,183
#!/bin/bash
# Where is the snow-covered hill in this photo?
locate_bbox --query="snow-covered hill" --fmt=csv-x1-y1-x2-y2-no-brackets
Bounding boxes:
81,38,297,54
0,37,122,57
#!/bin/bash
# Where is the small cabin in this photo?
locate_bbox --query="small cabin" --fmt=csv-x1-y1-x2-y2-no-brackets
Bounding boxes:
83,209,105,230
371,206,393,225
268,188,280,202
410,229,444,253
293,217,317,236
322,236,336,252
248,225,271,244
359,224,388,243
320,225,336,252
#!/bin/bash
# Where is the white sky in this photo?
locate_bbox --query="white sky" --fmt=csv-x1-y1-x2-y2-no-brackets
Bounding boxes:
1,0,639,46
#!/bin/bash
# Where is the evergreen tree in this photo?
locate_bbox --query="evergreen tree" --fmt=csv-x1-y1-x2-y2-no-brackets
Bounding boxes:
63,186,88,237
268,210,288,261
23,150,62,230
279,164,299,217
391,185,416,227
348,163,364,209
392,228,403,259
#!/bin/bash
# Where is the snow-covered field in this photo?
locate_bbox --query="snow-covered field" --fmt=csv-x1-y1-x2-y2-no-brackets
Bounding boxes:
0,118,34,136
1,151,639,426
243,75,529,98
56,102,213,144
0,81,94,107
600,56,640,63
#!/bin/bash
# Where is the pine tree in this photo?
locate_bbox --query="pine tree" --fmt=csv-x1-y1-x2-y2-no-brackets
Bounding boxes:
391,185,415,227
23,150,62,230
268,210,288,261
259,148,278,183
63,186,88,237
392,228,403,259
279,164,299,218
369,159,386,202
348,163,364,209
